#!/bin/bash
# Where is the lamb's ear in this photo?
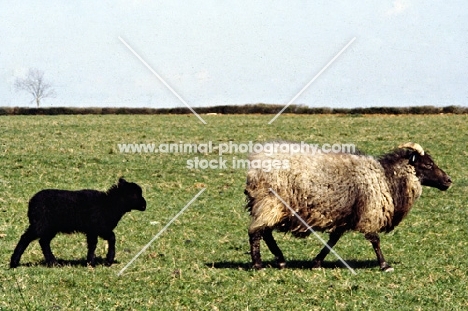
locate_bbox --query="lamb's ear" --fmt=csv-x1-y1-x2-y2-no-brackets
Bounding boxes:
118,177,127,185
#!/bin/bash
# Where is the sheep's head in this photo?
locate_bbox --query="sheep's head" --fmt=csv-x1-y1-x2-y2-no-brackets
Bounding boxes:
399,143,452,191
113,178,147,211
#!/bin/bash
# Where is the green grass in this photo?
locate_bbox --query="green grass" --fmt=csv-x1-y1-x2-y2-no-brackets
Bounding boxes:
0,114,467,310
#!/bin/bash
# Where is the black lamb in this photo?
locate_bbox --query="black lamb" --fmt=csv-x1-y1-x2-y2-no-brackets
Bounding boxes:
10,178,146,268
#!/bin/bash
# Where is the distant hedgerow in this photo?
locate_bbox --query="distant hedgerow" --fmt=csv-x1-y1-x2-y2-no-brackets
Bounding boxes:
0,104,466,115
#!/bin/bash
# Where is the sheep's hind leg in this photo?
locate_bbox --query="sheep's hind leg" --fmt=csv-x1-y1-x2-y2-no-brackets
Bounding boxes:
249,230,263,270
10,227,38,268
39,233,58,267
365,233,393,272
86,234,98,267
311,230,344,269
263,228,286,269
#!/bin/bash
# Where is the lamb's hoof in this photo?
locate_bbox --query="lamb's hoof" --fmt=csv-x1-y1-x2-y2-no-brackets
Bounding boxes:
278,262,286,269
311,259,322,269
105,261,113,267
46,260,59,267
10,261,19,269
252,263,263,270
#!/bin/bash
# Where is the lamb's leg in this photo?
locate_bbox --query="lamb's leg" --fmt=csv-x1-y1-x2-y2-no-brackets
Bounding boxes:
311,230,344,268
86,234,98,267
249,230,263,270
39,233,58,266
10,227,38,268
102,231,116,266
365,233,393,272
262,228,286,269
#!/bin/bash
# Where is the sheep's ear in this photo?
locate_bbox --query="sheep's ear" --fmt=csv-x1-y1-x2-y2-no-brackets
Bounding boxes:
118,177,127,185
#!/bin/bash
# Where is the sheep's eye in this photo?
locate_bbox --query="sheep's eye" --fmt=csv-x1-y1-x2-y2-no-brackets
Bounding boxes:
422,163,433,170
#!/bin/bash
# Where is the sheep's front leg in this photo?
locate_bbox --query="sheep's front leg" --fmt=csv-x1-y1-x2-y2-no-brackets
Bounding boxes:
86,234,98,267
249,230,263,270
102,231,116,266
365,233,393,272
10,227,38,268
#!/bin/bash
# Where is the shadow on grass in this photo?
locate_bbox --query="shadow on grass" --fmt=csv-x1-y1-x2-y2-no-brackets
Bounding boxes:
19,257,120,268
207,259,387,271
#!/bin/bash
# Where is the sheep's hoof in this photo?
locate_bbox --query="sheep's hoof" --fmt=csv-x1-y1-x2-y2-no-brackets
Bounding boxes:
278,262,286,269
252,263,263,270
380,262,394,272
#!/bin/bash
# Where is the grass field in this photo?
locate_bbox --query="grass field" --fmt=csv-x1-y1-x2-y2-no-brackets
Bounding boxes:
0,114,467,310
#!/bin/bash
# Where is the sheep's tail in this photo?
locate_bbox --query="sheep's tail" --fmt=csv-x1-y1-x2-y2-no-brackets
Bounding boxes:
244,189,254,213
245,188,288,234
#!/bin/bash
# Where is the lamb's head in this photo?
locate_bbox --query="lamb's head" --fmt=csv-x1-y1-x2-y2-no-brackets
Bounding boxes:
109,178,147,211
398,142,452,191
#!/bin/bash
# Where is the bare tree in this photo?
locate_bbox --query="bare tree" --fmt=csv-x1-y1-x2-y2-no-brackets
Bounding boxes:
15,69,56,108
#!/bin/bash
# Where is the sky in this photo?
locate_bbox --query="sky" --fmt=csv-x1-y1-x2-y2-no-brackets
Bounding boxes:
1,1,467,109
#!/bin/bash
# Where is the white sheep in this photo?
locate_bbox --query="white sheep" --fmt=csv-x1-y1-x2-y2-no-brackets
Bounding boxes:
245,142,452,271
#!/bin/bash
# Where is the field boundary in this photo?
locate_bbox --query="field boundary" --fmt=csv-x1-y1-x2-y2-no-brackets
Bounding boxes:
0,104,467,116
